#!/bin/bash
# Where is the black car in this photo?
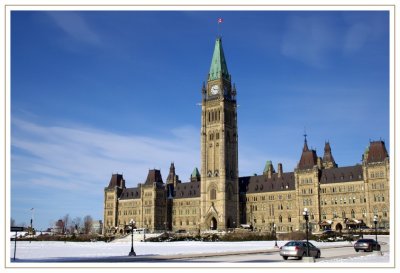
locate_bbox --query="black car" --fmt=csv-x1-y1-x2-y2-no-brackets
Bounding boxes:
354,239,381,252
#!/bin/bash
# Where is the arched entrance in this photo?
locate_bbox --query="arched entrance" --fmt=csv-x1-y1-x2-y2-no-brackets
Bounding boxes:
335,223,343,232
210,217,217,230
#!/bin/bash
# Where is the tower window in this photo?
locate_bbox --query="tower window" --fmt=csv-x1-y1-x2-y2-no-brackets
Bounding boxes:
210,188,216,200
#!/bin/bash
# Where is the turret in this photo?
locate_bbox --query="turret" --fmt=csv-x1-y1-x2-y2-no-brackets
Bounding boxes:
322,141,337,169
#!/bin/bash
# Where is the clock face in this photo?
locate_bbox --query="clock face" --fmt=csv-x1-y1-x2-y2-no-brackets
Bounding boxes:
210,85,219,95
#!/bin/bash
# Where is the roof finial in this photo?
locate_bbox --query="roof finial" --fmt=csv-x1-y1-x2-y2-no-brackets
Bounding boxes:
303,126,307,142
303,127,309,152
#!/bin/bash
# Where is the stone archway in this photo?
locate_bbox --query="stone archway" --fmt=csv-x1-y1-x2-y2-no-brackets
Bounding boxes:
335,223,343,232
210,217,217,230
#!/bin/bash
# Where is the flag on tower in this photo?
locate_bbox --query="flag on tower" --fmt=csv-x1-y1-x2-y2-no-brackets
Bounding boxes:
218,18,223,24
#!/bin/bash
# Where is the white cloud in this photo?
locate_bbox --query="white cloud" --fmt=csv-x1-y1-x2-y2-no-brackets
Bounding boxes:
11,117,200,191
281,15,336,68
343,22,370,52
45,11,102,47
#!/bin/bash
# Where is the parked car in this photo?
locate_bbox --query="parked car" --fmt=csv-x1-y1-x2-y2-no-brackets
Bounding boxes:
354,239,381,252
279,241,321,260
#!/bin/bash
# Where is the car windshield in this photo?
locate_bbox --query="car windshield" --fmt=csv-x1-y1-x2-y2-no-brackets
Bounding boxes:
285,241,301,246
357,239,373,243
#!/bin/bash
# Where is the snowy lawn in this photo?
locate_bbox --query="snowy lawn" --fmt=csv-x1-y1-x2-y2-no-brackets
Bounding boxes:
9,235,390,264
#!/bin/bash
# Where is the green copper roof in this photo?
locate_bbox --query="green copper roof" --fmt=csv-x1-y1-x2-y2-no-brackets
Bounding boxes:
191,167,200,178
208,37,230,81
263,160,273,173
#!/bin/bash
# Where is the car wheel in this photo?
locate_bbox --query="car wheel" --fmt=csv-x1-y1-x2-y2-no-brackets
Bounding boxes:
299,252,306,260
315,251,321,258
368,246,373,252
355,249,359,252
283,256,288,260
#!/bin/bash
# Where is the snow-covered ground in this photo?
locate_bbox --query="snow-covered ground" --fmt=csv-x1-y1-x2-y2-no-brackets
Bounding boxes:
9,235,390,264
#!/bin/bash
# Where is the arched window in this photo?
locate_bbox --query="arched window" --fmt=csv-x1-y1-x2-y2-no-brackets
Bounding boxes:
322,211,326,220
351,209,355,218
288,215,292,222
342,211,346,219
210,188,216,200
383,207,388,217
279,215,282,223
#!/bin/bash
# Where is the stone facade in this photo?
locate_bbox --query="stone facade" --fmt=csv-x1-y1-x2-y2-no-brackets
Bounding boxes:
103,37,390,235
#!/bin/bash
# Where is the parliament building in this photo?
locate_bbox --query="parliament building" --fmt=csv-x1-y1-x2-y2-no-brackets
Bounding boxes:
103,37,390,235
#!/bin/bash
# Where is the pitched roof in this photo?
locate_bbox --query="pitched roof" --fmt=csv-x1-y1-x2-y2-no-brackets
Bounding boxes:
323,141,335,164
366,140,388,163
263,160,274,173
119,187,141,200
106,174,124,189
190,167,201,182
208,37,230,81
144,169,163,185
320,165,363,184
239,172,295,194
174,181,200,199
297,136,318,170
298,149,318,170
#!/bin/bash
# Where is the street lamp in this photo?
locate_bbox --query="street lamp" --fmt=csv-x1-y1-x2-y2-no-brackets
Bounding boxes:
373,215,378,245
273,223,278,247
303,208,310,257
129,219,136,256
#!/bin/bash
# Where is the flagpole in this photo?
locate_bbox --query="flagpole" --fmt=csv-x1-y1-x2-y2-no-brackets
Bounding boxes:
217,18,223,38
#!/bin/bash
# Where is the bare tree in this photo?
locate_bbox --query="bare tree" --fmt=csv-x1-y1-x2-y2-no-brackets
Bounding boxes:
83,215,93,234
62,214,70,234
71,217,82,233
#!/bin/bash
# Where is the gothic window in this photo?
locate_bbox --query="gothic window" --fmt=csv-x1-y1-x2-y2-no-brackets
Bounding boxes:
383,207,388,217
227,187,232,201
210,188,216,200
288,215,292,222
279,215,282,223
342,211,346,219
322,212,326,220
351,209,355,218
362,209,366,218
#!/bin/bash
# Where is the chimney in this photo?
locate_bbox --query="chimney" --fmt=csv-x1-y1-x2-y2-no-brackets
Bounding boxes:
278,163,283,178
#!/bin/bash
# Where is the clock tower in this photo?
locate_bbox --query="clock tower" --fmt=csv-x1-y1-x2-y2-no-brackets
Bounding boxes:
200,37,239,230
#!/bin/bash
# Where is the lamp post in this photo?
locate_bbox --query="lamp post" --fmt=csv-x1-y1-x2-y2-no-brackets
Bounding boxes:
303,208,310,257
129,219,136,256
273,223,278,247
373,215,378,245
30,208,34,243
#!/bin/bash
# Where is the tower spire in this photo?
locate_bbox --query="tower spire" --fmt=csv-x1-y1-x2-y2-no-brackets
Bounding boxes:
303,131,309,152
208,37,230,81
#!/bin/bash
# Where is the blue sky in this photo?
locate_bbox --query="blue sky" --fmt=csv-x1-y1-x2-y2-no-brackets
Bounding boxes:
10,10,389,230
